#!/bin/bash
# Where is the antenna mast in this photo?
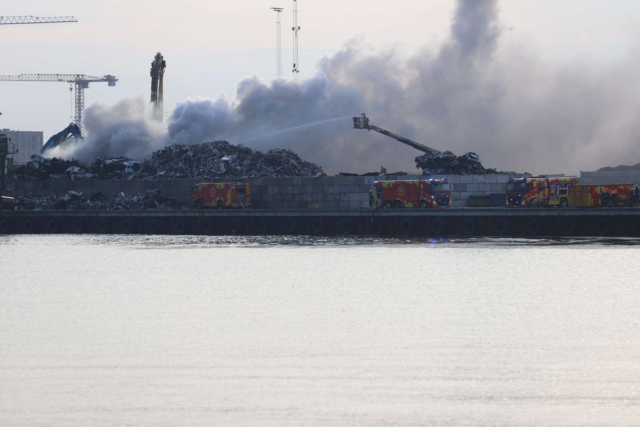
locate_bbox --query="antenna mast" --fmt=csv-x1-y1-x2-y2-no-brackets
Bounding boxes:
271,8,284,77
292,0,300,73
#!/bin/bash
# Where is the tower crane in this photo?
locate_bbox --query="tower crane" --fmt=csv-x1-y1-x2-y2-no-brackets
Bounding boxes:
0,74,118,135
0,16,77,25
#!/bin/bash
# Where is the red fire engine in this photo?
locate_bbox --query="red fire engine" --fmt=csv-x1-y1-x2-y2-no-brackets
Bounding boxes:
373,179,451,208
193,183,252,209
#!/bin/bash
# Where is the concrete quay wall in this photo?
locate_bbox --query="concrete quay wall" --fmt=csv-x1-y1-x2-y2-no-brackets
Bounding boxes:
6,174,521,208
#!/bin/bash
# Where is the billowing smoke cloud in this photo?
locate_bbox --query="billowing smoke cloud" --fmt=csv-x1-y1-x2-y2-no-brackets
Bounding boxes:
66,0,640,174
59,97,167,164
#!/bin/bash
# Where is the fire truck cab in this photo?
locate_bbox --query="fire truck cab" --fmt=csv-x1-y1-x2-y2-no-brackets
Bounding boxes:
193,182,252,209
373,179,451,208
507,176,578,208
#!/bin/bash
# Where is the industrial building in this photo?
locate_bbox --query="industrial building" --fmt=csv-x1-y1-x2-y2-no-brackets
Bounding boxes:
1,129,44,164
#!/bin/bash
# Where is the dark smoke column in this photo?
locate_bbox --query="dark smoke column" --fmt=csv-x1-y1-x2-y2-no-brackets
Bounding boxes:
150,52,167,122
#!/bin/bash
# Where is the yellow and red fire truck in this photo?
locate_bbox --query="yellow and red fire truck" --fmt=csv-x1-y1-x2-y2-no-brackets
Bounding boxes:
568,184,640,207
507,177,640,208
193,182,252,209
373,179,451,208
506,176,578,208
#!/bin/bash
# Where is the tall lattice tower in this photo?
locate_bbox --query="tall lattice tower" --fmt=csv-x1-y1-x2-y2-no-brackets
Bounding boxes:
291,0,300,73
271,8,284,77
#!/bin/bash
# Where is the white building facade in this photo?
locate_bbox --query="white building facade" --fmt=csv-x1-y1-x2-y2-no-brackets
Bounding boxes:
1,129,44,164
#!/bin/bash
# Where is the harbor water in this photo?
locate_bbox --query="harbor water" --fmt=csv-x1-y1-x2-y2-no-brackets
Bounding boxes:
1,236,639,426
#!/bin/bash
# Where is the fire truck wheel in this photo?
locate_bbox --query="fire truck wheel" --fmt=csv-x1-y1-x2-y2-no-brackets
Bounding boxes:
594,217,609,236
0,218,10,234
494,218,508,236
400,218,414,235
96,218,109,234
121,218,135,234
339,219,353,235
194,199,203,209
371,218,384,235
527,218,541,236
47,218,59,234
431,218,446,236
147,219,161,234
560,198,569,208
72,219,83,234
383,201,392,209
217,201,224,209
560,218,576,236
393,201,402,209
255,218,269,235
311,218,324,235
283,218,296,235
229,219,243,235
420,200,428,209
462,218,476,236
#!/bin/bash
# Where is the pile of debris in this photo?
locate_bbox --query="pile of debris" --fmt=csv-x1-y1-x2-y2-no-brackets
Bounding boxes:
12,155,91,181
15,190,184,211
148,141,325,179
90,157,146,179
415,151,499,175
12,141,326,181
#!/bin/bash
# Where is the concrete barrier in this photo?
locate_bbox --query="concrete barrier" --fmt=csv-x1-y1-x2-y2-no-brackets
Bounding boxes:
6,174,522,209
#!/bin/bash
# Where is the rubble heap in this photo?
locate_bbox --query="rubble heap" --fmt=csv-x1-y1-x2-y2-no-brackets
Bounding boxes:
148,141,325,179
12,155,88,181
90,157,146,179
12,141,326,181
415,151,499,175
15,190,184,211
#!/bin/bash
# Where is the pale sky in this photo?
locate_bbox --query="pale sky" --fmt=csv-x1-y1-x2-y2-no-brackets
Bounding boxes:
2,0,640,146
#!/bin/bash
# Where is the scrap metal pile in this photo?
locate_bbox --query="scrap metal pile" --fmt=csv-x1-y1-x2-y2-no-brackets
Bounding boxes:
15,190,184,211
12,141,325,181
415,151,499,175
12,155,90,181
148,141,325,179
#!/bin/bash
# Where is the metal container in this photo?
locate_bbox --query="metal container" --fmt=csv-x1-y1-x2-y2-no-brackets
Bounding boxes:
0,196,16,211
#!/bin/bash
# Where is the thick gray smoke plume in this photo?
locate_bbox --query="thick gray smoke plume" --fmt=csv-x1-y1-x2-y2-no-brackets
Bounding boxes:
59,97,167,164
69,0,640,174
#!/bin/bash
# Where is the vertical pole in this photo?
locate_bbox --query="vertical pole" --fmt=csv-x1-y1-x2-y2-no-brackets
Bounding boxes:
271,8,284,78
292,0,300,73
158,69,165,121
74,82,85,135
277,10,282,77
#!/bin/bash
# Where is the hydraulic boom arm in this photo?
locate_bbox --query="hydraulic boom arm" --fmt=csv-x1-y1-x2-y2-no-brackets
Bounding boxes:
353,114,439,156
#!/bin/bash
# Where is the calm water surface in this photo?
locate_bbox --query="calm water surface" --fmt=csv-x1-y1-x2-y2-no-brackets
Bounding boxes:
1,235,639,426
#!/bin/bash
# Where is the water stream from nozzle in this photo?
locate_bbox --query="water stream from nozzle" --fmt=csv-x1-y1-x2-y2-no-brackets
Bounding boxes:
238,116,353,144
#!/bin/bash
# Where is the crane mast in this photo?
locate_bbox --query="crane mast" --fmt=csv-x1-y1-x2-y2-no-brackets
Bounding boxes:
0,74,118,135
0,16,77,25
150,53,167,122
353,114,440,156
